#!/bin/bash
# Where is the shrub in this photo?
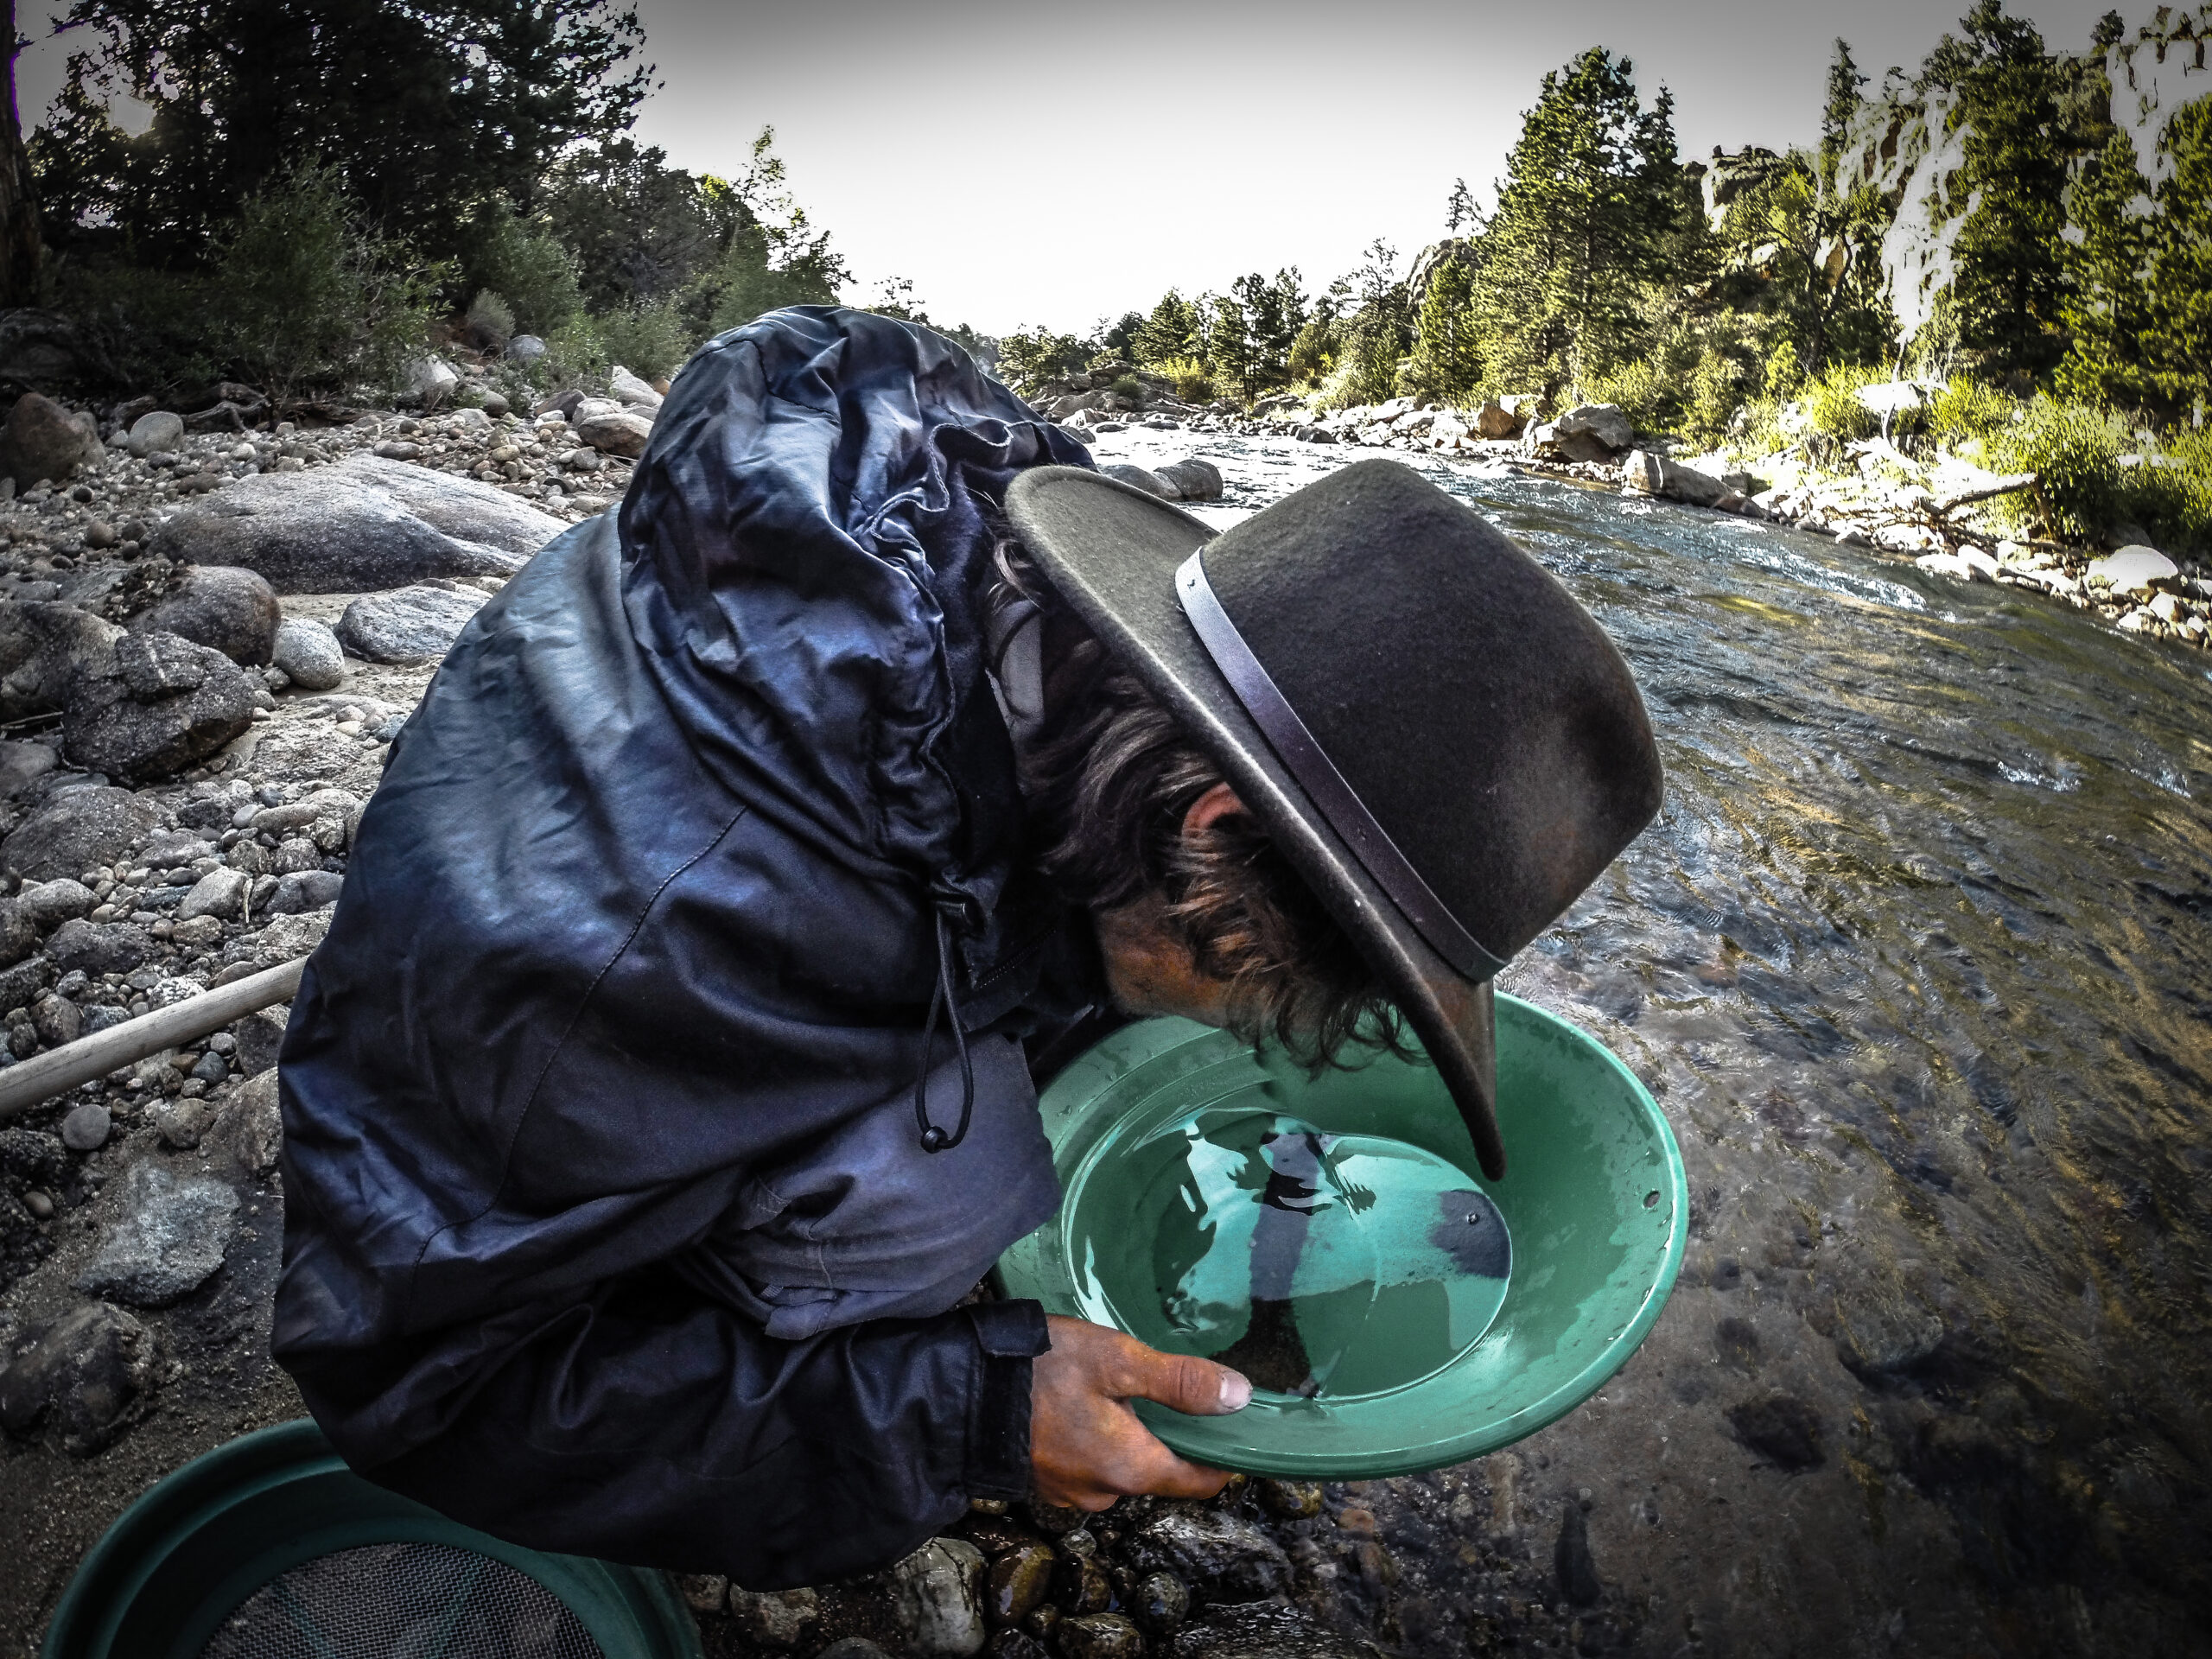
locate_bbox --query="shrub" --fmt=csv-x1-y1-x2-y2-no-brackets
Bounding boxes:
1157,355,1212,403
1109,373,1146,406
2116,426,2212,555
1587,355,1678,434
461,202,586,335
217,158,443,402
1286,317,1338,386
464,289,515,351
1993,397,2126,543
1763,340,1803,397
1928,377,2018,450
1802,362,1883,442
594,296,693,380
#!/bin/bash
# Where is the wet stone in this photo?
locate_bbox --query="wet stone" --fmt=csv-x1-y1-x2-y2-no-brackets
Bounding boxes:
728,1585,818,1649
1255,1479,1323,1519
1022,1499,1090,1535
1057,1613,1146,1659
988,1542,1054,1624
674,1573,726,1614
1125,1510,1289,1604
815,1643,890,1659
1132,1572,1190,1635
1052,1551,1114,1616
891,1537,987,1657
986,1633,1048,1659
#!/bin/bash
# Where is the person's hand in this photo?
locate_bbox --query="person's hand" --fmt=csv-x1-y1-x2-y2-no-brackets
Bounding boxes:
1030,1314,1251,1511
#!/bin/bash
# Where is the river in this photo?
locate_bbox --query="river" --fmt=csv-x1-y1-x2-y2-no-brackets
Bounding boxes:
1087,425,2212,1657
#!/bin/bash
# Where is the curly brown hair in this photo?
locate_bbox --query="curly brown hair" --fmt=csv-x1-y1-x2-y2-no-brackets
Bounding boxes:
988,529,1407,1071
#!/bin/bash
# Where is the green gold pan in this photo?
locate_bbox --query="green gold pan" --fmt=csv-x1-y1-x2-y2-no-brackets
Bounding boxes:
995,995,1688,1479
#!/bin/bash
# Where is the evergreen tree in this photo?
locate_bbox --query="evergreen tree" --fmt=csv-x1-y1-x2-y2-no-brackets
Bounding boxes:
1405,257,1479,404
1466,48,1686,397
1205,290,1256,402
1133,289,1203,366
1939,1,2069,379
32,0,650,267
1231,268,1306,388
2056,131,2155,407
2140,96,2212,414
1820,39,1867,188
1444,177,1476,234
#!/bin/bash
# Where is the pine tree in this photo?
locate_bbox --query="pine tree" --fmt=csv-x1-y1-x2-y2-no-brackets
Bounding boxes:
2141,96,2212,414
1941,1,2069,379
1132,289,1202,366
1444,178,1476,234
1466,48,1685,398
2056,131,2155,407
1405,258,1480,404
1820,39,1867,188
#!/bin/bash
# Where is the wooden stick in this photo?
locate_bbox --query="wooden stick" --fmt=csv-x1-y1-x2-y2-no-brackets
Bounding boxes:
1932,474,2038,516
0,956,306,1122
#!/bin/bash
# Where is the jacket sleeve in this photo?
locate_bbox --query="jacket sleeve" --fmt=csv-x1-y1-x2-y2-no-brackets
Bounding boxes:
319,1268,1048,1591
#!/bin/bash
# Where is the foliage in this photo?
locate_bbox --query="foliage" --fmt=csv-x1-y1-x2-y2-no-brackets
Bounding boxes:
213,159,444,402
1109,374,1144,404
2115,426,2212,554
458,200,585,335
1931,3,2080,381
1156,355,1212,404
1403,257,1479,405
997,327,1090,392
1133,290,1203,367
540,137,744,313
1801,362,1884,442
594,296,690,379
1709,150,1893,378
34,0,651,269
1286,316,1338,386
1992,395,2126,542
1927,376,2018,448
1465,48,1688,398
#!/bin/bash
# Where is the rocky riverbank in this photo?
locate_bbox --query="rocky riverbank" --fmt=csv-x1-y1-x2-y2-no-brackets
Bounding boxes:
1039,379,2212,654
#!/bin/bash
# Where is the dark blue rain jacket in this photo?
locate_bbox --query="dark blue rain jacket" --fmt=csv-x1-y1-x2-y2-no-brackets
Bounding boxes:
272,308,1102,1587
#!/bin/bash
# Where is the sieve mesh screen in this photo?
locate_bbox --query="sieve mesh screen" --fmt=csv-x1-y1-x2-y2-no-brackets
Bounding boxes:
199,1541,607,1659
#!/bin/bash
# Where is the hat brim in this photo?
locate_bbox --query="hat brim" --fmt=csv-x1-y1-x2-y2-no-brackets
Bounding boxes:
1005,466,1507,1180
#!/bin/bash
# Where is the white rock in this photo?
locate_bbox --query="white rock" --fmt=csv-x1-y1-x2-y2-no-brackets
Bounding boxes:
406,356,461,400
273,617,346,691
1853,380,1925,419
126,410,186,460
178,865,251,921
2087,544,2179,595
608,365,664,410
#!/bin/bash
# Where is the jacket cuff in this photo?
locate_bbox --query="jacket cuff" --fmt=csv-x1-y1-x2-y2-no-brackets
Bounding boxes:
964,1299,1050,1499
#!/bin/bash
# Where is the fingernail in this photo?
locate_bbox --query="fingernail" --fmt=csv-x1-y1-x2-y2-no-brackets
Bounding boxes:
1218,1370,1252,1411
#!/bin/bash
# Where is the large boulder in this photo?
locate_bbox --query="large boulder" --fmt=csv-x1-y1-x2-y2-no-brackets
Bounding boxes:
1,785,160,882
0,601,120,721
63,628,261,781
2087,544,2179,596
0,392,102,489
1474,399,1526,439
335,583,487,664
576,405,654,459
1525,404,1633,463
609,365,664,409
47,918,152,976
148,453,564,594
125,564,283,666
1620,449,1732,508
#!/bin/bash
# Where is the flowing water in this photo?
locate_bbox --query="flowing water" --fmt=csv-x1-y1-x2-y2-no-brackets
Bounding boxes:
1089,427,2212,1648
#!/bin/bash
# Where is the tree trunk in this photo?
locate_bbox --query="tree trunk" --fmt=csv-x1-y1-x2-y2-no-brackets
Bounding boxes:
0,0,42,308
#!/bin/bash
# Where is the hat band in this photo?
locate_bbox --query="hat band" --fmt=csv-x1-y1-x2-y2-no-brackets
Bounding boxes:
1175,549,1504,982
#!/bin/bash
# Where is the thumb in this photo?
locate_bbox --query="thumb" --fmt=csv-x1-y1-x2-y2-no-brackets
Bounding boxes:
1127,1344,1253,1416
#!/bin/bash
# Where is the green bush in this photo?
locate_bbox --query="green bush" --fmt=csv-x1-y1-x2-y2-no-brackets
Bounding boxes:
2115,426,2212,555
1109,373,1146,406
1587,355,1678,433
217,158,443,401
1802,363,1883,442
52,261,224,391
461,202,586,335
1928,377,2018,450
594,296,693,380
1993,396,2126,543
1157,355,1212,403
464,289,515,350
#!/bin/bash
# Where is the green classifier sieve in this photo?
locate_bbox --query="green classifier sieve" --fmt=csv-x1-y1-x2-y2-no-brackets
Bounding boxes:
995,993,1688,1478
43,1419,701,1659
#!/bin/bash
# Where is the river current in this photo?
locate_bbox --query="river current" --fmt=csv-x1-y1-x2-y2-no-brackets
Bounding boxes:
1088,426,2211,1649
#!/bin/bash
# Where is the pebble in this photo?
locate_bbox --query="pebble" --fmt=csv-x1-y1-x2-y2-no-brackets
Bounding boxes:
988,1542,1054,1625
60,1102,111,1151
891,1537,988,1657
1054,1613,1145,1659
1133,1570,1189,1634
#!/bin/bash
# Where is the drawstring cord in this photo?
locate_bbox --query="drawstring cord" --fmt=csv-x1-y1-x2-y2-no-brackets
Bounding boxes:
913,908,976,1154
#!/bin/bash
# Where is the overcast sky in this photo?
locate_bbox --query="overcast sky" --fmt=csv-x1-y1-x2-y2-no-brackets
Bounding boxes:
16,0,2124,336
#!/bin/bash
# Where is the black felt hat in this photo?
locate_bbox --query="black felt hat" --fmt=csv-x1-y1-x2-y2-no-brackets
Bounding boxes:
1004,458,1663,1179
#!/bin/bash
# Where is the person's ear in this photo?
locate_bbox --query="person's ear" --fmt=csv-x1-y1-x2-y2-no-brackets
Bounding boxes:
1180,782,1247,840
